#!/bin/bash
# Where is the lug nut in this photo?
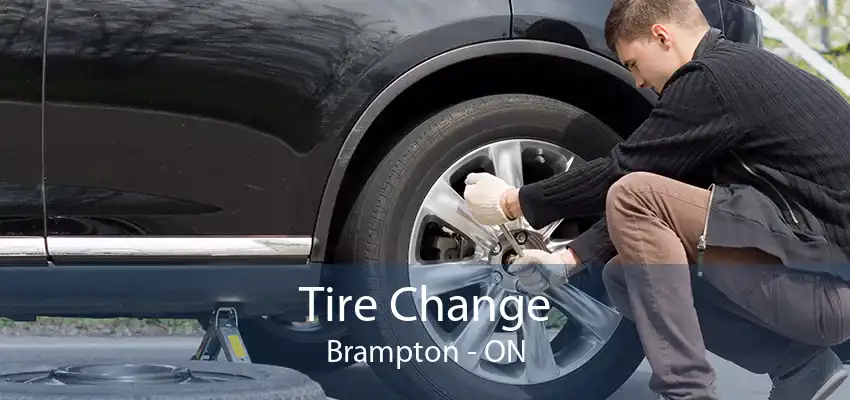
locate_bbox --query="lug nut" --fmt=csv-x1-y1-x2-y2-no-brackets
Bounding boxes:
491,243,502,254
492,272,503,284
515,232,527,244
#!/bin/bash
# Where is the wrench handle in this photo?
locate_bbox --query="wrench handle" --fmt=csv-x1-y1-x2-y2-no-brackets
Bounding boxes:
499,224,525,257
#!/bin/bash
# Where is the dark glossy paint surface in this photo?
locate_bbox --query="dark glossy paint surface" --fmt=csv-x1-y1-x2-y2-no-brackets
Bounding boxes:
698,0,728,40
39,0,759,240
720,0,763,47
511,0,618,60
0,1,46,238
42,0,511,236
511,0,759,64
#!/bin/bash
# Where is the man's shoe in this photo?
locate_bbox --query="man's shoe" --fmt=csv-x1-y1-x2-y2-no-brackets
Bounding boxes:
769,349,849,400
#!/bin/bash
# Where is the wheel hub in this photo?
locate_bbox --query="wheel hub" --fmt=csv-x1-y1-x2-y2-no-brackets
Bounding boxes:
489,229,548,290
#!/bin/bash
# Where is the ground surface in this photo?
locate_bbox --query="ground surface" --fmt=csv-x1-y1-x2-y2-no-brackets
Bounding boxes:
0,336,848,399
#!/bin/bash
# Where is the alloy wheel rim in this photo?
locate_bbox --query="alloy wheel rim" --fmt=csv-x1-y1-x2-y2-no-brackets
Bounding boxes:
407,138,622,385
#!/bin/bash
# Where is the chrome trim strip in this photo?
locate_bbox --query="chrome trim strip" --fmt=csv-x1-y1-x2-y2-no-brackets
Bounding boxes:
46,236,313,257
0,237,48,257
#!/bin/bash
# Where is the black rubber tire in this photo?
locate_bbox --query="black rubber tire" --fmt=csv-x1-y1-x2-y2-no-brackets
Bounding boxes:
197,317,356,373
334,94,646,400
0,358,326,399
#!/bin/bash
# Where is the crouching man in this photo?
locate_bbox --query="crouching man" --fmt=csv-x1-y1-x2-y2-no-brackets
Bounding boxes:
462,1,850,399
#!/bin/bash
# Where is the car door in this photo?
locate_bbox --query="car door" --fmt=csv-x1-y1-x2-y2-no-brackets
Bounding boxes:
0,0,49,265
698,0,762,46
41,0,317,263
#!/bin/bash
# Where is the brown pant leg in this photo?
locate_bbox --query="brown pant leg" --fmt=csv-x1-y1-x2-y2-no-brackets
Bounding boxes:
699,247,850,350
604,254,843,378
602,255,719,400
601,171,850,399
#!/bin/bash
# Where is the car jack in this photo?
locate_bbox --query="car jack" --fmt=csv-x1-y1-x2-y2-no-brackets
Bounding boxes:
191,306,252,363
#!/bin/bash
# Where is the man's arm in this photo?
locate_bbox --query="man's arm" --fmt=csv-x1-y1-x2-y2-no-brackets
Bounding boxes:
516,63,743,229
565,218,616,275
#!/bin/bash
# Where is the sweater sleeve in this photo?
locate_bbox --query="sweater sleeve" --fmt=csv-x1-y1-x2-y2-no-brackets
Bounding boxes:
564,218,616,274
518,62,742,229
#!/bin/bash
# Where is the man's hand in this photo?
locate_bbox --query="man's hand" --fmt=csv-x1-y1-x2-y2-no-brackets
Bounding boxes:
463,172,518,225
508,249,577,295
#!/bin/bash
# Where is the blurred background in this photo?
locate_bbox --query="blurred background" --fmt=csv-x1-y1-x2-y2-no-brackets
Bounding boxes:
757,0,850,98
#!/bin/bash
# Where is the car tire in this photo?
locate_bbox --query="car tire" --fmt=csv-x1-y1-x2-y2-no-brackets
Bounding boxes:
334,94,645,399
197,317,357,373
0,358,326,400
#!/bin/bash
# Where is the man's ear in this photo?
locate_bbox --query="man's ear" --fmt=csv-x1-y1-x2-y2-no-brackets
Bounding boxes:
650,24,673,48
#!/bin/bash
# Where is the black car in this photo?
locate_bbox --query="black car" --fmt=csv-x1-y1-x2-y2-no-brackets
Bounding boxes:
4,0,838,399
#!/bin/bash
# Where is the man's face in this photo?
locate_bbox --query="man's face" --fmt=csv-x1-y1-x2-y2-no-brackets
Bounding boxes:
615,24,688,93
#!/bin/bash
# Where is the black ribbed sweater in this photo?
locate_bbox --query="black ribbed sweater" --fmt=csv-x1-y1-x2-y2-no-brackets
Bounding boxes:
518,33,850,273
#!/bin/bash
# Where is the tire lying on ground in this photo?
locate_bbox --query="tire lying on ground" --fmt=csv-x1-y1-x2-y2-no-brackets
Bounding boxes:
335,94,645,400
0,358,327,400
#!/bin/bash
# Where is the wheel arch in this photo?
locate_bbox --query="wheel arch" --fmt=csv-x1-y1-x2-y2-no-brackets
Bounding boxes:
310,38,657,265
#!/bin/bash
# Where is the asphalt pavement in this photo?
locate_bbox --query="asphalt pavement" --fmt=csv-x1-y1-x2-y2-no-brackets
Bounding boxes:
0,336,848,399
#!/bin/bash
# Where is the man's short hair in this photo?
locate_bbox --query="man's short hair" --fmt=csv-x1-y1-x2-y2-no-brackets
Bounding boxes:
604,0,709,53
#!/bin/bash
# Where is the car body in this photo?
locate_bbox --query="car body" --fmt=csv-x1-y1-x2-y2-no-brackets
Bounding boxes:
4,0,821,399
0,0,761,319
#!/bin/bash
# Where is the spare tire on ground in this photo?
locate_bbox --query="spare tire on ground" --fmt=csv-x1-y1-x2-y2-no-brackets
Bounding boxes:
0,358,327,400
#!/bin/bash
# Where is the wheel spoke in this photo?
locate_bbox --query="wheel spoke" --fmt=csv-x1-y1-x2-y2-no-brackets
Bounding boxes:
546,238,572,253
423,178,499,249
451,285,507,370
519,304,560,383
409,262,493,298
537,219,563,241
544,284,620,342
488,141,524,188
488,141,526,231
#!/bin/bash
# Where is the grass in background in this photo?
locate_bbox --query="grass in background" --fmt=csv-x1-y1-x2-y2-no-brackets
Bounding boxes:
0,317,203,337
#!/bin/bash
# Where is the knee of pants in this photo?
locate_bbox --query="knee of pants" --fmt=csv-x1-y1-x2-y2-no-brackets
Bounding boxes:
601,256,624,291
601,257,634,319
605,171,661,221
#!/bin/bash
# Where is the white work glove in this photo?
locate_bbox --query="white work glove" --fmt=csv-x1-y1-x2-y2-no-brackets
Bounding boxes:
463,172,515,226
508,249,570,295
